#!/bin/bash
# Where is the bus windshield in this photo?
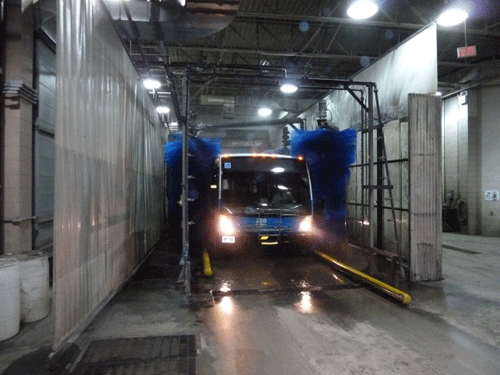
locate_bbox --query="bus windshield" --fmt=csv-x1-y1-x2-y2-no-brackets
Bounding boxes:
220,157,311,215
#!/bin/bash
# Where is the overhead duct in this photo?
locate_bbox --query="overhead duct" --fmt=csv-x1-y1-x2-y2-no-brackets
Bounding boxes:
199,95,235,106
199,95,236,119
105,0,240,42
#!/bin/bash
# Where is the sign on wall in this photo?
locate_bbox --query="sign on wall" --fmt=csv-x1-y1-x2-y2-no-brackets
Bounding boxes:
484,190,499,201
457,45,477,58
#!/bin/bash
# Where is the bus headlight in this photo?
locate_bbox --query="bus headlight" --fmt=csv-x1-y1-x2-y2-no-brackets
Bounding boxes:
299,215,313,232
219,214,236,235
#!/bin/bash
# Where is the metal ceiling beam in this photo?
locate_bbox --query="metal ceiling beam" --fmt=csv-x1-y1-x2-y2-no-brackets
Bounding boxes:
403,0,428,24
235,12,500,38
131,48,474,75
129,45,374,60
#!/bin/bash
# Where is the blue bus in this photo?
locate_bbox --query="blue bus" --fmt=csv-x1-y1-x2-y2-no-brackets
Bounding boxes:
209,153,315,250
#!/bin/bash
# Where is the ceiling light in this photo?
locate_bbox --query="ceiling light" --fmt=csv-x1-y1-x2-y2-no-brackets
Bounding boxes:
435,91,442,97
143,79,161,90
258,107,272,117
280,83,298,94
156,106,170,114
347,0,379,20
437,9,468,26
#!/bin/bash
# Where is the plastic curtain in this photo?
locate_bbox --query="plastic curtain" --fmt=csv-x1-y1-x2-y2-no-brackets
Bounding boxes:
54,0,164,348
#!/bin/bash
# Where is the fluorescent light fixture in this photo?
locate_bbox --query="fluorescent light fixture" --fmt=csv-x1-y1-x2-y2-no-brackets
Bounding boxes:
156,106,170,114
437,9,468,26
272,167,285,173
347,0,379,20
258,107,272,117
280,83,298,94
277,184,289,190
143,79,161,90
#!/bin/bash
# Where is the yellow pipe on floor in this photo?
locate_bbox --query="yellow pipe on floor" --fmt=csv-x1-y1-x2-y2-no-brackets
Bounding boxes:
315,250,411,305
203,250,213,277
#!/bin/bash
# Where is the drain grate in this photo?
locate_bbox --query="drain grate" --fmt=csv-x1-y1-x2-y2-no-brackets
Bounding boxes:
73,335,196,375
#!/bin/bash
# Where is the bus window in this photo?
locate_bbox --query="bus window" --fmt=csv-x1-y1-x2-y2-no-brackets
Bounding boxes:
219,165,311,214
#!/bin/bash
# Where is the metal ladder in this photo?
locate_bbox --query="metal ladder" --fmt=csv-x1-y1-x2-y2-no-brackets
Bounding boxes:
361,86,404,279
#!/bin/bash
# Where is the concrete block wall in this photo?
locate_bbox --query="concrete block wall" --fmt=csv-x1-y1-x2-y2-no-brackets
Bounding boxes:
2,4,34,254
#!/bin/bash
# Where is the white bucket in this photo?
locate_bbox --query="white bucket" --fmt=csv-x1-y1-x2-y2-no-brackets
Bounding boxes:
15,253,50,323
0,258,20,341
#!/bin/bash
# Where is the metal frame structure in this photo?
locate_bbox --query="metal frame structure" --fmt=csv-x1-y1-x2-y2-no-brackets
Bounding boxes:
198,117,305,132
174,72,404,290
354,85,404,278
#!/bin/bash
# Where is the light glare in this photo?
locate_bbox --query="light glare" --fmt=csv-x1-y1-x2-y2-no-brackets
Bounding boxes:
219,215,236,235
280,83,298,94
258,107,272,117
156,106,170,114
437,9,468,26
143,79,161,90
220,296,233,314
347,1,379,20
298,291,313,313
220,283,231,292
299,215,313,232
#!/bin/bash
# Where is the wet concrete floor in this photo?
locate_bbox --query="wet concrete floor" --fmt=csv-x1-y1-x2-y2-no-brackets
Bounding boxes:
2,239,500,374
71,244,500,375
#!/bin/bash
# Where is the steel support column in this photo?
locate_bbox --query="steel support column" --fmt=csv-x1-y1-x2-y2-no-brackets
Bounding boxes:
179,74,191,293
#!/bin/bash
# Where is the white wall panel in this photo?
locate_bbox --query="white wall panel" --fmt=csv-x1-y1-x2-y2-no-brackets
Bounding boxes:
330,23,437,129
303,24,437,130
54,0,164,349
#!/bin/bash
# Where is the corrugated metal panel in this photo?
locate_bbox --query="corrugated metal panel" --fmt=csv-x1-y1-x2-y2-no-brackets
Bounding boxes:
409,94,442,282
54,0,164,349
